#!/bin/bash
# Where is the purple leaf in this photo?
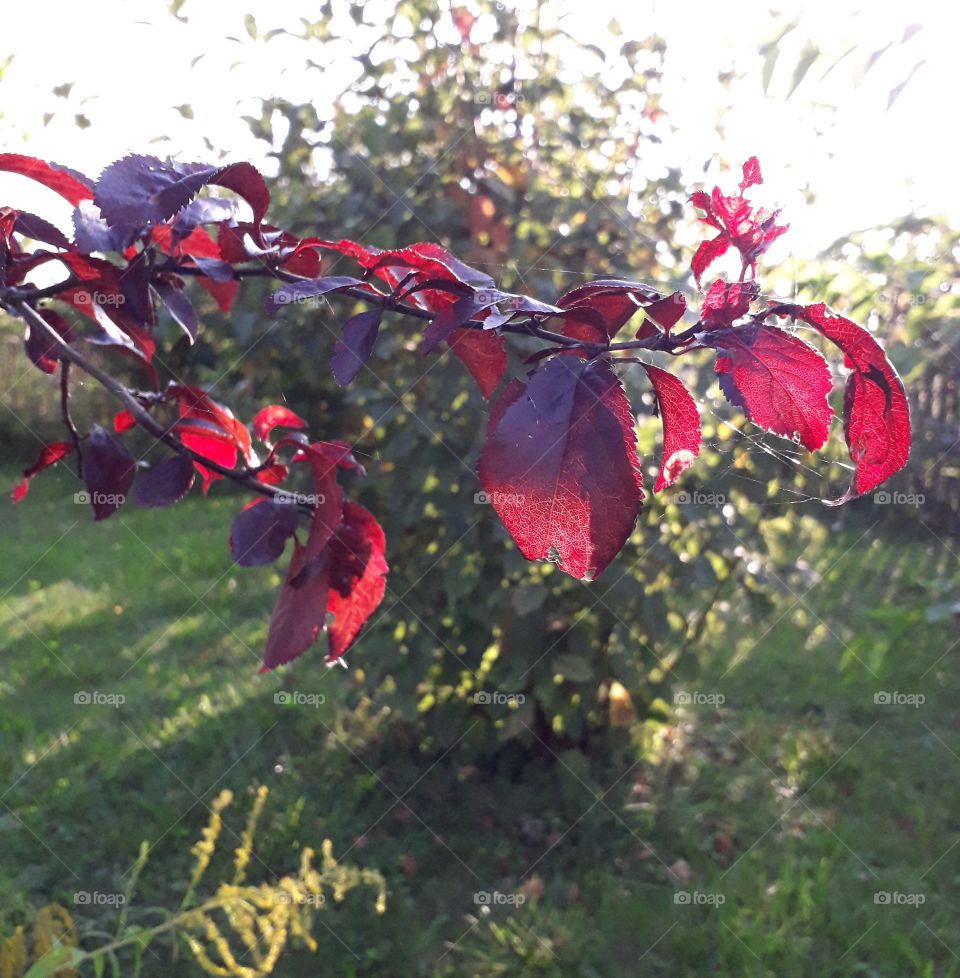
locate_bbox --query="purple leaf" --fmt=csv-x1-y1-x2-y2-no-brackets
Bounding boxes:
331,309,382,386
13,212,70,249
230,498,300,567
132,455,196,507
83,424,136,520
154,281,198,342
265,276,365,315
94,155,269,231
72,200,142,254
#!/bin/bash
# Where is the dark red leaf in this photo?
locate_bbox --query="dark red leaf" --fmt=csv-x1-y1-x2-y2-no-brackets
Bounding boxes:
252,405,306,444
132,455,195,508
11,441,73,502
261,540,330,671
556,280,659,342
0,154,94,206
645,291,687,332
705,324,833,451
643,365,701,491
419,291,501,354
326,501,388,660
768,303,911,498
477,357,643,580
24,309,71,374
229,498,299,567
83,425,136,520
331,309,383,386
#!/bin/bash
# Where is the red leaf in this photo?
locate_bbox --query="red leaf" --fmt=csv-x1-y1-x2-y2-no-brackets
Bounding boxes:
701,279,760,329
447,327,507,399
706,324,833,451
166,384,253,463
11,441,73,502
689,159,789,282
252,405,306,444
325,501,388,660
643,365,701,491
691,234,730,286
113,410,137,433
477,357,643,580
768,303,911,498
0,154,94,206
370,242,494,287
740,156,763,192
261,539,330,671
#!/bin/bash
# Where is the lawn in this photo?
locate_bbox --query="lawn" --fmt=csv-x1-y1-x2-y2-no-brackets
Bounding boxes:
1,461,958,976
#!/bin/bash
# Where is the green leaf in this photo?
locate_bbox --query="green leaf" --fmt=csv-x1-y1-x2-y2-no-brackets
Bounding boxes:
24,945,84,978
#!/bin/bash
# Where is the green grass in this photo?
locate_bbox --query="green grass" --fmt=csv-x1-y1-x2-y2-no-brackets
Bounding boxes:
1,462,959,976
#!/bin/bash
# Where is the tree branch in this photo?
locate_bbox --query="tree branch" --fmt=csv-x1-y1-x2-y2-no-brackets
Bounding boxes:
12,300,315,514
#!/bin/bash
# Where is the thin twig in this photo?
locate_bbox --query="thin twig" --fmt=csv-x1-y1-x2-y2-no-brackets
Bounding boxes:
59,359,83,477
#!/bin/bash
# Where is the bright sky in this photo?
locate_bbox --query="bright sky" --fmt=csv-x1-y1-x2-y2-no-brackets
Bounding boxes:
1,0,956,262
